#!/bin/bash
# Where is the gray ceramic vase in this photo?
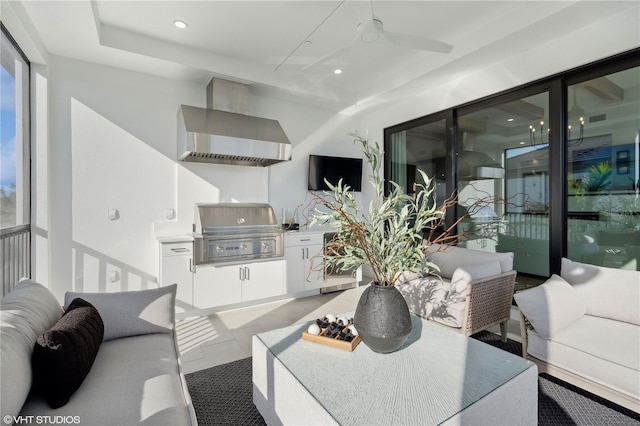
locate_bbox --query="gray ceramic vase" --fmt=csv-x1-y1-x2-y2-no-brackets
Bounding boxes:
353,282,412,353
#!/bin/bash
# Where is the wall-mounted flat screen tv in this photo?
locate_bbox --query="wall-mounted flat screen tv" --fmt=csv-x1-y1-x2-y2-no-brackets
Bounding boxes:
308,154,363,192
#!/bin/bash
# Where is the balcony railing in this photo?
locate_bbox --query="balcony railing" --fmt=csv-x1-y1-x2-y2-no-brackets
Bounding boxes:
1,224,31,297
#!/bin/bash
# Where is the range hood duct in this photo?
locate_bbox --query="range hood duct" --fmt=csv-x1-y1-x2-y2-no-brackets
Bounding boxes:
178,79,291,166
458,151,505,180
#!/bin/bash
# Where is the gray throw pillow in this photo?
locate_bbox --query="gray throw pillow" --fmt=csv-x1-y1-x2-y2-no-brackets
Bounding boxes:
64,284,176,341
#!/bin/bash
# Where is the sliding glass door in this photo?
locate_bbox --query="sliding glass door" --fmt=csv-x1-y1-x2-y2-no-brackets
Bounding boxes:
457,91,550,277
566,65,640,270
386,115,450,238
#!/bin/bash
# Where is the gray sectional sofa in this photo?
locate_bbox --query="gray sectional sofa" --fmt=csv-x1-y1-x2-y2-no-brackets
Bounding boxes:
1,279,197,425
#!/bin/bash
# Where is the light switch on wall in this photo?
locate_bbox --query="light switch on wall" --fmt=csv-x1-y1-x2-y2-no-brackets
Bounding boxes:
108,208,120,220
108,270,120,282
165,208,176,220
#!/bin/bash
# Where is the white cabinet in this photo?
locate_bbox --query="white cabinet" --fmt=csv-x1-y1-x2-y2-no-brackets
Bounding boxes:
284,232,325,292
159,240,194,312
193,260,284,309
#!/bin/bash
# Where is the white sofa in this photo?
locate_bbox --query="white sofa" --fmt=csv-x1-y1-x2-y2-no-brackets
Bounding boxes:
395,243,516,341
514,258,640,413
1,279,197,425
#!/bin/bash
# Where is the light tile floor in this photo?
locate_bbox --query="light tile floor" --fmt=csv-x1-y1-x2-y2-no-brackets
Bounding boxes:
177,284,368,373
176,283,524,374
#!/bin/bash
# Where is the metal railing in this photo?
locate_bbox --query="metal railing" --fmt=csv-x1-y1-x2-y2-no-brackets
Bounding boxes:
1,224,31,297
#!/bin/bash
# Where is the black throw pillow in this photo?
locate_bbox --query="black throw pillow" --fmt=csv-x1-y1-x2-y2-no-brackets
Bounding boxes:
32,297,104,408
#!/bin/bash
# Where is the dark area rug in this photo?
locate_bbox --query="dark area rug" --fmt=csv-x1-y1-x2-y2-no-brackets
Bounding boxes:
186,333,640,425
186,357,265,426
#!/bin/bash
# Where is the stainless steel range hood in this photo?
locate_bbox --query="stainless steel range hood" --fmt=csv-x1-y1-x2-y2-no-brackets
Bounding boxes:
178,79,291,167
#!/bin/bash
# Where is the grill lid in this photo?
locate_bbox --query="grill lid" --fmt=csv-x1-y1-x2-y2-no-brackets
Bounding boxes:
194,203,279,234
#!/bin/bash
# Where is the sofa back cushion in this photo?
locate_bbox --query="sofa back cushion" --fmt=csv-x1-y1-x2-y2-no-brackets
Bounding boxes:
1,279,63,420
32,298,104,408
426,243,514,279
514,274,587,339
561,258,640,325
64,284,176,341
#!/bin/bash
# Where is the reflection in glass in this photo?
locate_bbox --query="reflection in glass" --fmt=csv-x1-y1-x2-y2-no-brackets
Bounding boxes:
388,119,448,234
457,92,550,277
567,66,640,270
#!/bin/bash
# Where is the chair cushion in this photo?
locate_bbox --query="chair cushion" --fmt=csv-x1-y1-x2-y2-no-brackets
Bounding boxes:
32,298,104,408
561,258,640,325
64,284,176,341
1,279,63,420
426,243,513,279
514,274,586,339
396,276,447,320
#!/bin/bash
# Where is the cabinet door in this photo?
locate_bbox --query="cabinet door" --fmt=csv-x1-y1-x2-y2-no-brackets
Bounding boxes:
193,264,242,309
242,260,284,302
303,243,325,290
284,247,306,293
161,255,194,312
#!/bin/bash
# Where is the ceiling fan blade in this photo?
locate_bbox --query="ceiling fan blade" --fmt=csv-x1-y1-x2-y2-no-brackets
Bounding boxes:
303,41,359,70
382,30,453,54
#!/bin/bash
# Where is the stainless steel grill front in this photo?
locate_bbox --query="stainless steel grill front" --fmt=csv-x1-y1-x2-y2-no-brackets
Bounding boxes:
192,203,283,265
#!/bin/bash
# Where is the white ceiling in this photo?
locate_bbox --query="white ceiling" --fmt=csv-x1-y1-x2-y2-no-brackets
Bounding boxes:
8,0,639,111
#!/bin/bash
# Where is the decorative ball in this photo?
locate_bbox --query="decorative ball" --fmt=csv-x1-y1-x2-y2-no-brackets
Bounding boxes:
325,314,336,323
307,323,321,335
348,324,358,336
337,317,349,326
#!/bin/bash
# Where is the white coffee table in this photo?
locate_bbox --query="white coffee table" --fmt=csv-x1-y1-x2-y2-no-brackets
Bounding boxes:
253,314,537,425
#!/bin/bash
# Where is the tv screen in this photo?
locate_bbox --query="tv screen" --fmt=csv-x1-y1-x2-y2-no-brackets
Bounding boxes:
308,155,363,192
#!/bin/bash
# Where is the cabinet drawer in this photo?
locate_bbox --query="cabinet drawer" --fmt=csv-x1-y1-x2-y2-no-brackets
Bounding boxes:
284,232,323,247
161,242,193,257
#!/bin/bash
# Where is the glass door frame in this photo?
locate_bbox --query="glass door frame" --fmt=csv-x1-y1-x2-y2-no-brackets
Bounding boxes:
384,110,456,230
384,48,640,276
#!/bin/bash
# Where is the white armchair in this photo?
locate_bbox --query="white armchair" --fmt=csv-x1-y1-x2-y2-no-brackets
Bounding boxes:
395,244,516,341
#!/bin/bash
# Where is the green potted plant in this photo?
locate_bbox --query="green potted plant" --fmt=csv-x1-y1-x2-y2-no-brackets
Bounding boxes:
309,132,452,353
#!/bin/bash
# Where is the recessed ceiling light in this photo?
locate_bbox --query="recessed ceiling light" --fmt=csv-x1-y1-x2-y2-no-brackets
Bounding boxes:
334,69,343,75
507,118,514,122
173,20,188,29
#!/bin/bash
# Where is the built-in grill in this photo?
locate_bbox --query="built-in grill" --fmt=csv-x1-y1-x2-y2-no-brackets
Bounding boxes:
192,203,283,265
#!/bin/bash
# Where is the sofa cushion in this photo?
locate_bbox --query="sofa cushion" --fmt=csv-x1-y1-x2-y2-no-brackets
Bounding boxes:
514,274,586,339
526,316,640,399
32,298,104,408
64,284,176,341
561,258,640,325
426,243,513,279
1,279,63,420
20,334,194,425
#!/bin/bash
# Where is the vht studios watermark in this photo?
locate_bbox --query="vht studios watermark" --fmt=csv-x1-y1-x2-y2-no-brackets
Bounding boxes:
3,415,81,425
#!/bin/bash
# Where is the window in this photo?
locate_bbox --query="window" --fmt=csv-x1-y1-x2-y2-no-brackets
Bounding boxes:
1,24,31,293
1,24,30,229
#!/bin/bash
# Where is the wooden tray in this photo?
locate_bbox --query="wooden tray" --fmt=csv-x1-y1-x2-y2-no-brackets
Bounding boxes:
302,327,361,351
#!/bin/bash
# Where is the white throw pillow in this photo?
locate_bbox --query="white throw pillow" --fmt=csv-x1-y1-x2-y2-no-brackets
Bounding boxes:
561,258,640,325
449,261,503,294
514,274,586,339
1,279,63,420
64,284,176,341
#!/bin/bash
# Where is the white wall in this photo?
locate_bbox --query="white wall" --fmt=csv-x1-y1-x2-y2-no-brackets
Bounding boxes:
42,55,333,300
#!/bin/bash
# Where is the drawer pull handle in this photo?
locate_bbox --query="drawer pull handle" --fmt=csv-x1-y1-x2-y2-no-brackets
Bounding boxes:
170,247,190,253
299,238,311,242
